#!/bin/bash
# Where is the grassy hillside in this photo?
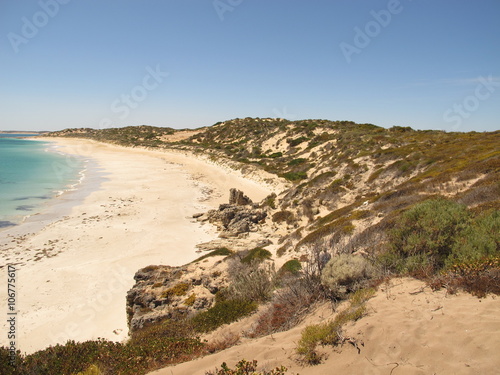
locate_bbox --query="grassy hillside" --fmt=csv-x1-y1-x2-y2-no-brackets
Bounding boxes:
49,118,499,257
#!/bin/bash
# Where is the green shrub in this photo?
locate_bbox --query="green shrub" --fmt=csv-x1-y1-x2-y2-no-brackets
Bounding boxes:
241,247,272,264
385,198,471,273
205,359,288,375
349,287,376,307
367,167,384,183
264,194,277,209
191,300,258,333
282,171,308,181
161,282,190,298
288,158,307,166
194,247,233,263
268,152,283,158
287,136,308,147
271,210,295,224
184,293,196,306
296,302,367,364
279,259,302,275
0,332,206,375
446,209,500,268
0,346,20,375
141,265,160,272
321,254,374,298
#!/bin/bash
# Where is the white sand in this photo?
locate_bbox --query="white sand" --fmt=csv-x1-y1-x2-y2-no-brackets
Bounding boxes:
154,278,500,375
0,138,273,354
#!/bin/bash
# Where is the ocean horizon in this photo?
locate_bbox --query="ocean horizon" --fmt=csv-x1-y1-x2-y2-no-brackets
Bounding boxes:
0,135,85,229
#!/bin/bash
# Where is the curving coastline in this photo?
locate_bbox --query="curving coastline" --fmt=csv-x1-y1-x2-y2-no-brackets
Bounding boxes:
0,138,273,354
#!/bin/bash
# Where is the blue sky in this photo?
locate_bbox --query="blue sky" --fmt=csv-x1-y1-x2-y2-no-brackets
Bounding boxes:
1,0,499,132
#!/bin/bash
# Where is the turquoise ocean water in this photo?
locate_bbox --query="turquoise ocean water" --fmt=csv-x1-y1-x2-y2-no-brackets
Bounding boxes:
0,135,84,228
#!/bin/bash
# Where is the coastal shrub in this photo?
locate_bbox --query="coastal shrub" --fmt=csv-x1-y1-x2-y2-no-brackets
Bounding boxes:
296,288,374,364
279,259,302,275
321,254,375,299
254,244,332,340
191,299,258,333
141,265,160,272
74,364,104,375
430,256,500,297
288,158,307,166
205,359,288,375
367,167,384,183
263,193,277,209
0,346,20,375
241,247,272,264
349,287,376,307
268,151,283,158
272,210,295,224
184,293,196,306
296,305,366,364
282,171,308,181
298,244,333,300
382,198,471,273
225,261,276,302
194,247,233,263
287,136,308,147
445,209,500,268
161,282,190,298
251,276,318,337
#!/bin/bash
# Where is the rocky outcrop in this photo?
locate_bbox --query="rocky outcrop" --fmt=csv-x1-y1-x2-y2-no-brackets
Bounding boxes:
194,189,267,238
229,188,253,206
206,204,266,237
126,189,271,332
126,262,228,332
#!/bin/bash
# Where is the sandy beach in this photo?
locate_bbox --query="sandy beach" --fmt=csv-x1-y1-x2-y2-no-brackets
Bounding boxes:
0,138,273,354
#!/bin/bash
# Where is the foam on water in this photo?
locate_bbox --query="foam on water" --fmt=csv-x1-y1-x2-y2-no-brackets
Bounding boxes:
0,136,86,228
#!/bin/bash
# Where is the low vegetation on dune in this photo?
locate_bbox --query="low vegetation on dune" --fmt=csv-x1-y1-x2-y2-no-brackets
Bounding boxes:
205,360,289,375
9,118,497,373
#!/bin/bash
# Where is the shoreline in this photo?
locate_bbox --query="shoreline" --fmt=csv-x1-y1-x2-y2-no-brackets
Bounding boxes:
0,141,104,252
0,138,92,230
0,138,274,354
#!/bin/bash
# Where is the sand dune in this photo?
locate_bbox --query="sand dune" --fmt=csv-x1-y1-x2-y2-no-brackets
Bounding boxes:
0,138,273,354
153,278,500,375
